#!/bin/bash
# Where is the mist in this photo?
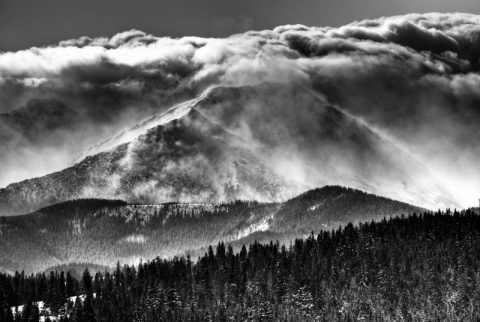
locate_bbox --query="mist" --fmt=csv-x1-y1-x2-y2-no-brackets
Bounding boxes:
1,13,479,207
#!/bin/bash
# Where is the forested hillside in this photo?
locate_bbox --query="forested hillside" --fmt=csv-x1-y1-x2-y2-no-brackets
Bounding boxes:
271,186,423,234
1,209,480,321
0,187,422,273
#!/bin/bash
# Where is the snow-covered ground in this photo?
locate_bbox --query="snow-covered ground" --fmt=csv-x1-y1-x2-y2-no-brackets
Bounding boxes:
11,294,96,321
11,301,56,321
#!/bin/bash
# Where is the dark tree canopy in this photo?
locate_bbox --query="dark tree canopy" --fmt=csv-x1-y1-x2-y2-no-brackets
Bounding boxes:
1,208,480,321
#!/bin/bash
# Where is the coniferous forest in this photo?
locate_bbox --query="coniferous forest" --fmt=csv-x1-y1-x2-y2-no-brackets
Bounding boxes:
2,209,480,321
0,187,422,274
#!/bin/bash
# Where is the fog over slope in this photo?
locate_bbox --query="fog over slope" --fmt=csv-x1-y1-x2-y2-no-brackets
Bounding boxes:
0,83,458,214
0,12,479,206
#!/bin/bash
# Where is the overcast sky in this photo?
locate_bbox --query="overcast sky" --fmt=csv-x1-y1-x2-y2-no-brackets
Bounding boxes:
1,0,480,51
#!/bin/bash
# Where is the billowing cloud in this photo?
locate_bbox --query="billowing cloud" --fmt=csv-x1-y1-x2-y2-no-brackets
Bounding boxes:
1,12,480,206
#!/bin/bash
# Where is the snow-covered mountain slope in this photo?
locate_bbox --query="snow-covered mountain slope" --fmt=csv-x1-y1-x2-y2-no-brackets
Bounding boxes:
193,83,458,209
69,92,208,165
0,82,459,215
0,98,298,215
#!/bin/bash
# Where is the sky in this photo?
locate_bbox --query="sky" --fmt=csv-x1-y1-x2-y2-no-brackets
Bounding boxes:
1,0,480,51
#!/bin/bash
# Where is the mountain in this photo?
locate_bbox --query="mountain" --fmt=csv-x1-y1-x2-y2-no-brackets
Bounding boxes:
0,99,77,143
270,186,425,234
0,105,296,215
0,186,423,273
0,98,78,161
194,84,458,209
0,99,83,191
0,82,458,215
0,99,80,162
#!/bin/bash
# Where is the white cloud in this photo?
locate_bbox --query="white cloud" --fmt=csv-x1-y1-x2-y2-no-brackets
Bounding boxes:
1,12,480,206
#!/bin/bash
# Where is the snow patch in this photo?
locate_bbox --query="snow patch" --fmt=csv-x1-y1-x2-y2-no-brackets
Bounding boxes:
11,301,57,321
308,201,325,211
235,213,273,239
124,234,147,244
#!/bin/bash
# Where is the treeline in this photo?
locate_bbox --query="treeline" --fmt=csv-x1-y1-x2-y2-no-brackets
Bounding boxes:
44,263,112,281
36,199,128,217
2,209,480,321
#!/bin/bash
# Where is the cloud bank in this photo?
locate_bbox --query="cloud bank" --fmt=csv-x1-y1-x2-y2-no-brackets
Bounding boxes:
1,12,479,206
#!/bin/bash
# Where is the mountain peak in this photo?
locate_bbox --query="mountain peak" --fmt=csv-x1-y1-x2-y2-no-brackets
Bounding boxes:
2,98,76,125
0,82,460,215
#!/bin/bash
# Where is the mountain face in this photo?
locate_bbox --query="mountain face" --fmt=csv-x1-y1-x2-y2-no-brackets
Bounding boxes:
0,99,84,191
0,99,77,141
0,82,458,215
0,99,78,161
0,186,423,273
194,84,458,209
0,103,295,215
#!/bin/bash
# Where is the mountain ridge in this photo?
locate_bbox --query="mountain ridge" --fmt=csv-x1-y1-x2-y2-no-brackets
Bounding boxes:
0,185,423,273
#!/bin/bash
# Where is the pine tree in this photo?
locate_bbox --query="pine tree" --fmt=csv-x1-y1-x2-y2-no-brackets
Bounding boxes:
66,272,75,298
82,269,93,298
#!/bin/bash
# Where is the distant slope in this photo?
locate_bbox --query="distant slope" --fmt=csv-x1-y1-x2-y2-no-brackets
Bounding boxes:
0,186,423,273
271,186,423,234
0,99,78,165
0,99,77,142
